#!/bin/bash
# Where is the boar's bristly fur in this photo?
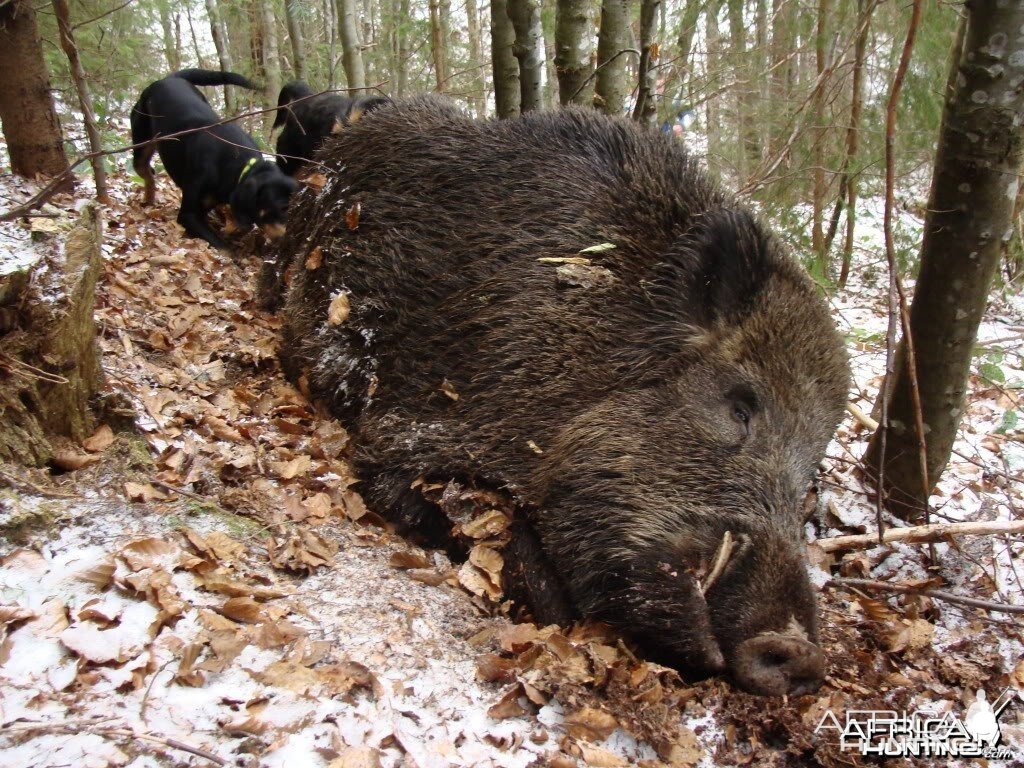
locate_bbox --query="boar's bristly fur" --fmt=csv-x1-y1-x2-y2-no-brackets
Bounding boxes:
271,97,851,697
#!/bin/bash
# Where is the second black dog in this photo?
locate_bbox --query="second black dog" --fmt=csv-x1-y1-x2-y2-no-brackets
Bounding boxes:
131,69,299,248
273,81,391,176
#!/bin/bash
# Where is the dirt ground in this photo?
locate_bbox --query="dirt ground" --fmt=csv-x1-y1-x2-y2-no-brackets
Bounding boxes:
0,171,1022,767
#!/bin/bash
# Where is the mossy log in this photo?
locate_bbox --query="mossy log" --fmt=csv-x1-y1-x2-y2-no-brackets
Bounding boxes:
0,204,103,466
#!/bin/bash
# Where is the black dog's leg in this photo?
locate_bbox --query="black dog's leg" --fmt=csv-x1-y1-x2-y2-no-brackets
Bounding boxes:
177,188,227,249
129,106,157,205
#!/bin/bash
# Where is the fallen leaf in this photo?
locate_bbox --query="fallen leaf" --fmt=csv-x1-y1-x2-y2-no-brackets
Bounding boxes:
305,246,323,270
346,201,361,230
124,482,169,503
488,684,527,719
565,707,618,741
52,450,101,471
328,292,351,325
82,424,115,452
329,747,382,768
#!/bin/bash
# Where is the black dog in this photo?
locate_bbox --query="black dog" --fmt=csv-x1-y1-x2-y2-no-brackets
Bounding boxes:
273,81,391,176
131,69,298,248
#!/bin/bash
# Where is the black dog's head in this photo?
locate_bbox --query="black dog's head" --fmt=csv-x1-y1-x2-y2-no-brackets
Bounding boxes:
230,160,299,239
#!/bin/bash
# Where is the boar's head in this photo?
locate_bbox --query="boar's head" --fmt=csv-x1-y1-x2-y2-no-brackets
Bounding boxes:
532,209,849,697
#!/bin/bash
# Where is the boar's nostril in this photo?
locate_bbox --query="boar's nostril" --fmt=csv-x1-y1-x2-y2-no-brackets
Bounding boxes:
731,634,825,697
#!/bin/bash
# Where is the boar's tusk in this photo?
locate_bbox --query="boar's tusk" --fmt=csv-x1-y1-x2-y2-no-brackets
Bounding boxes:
699,530,734,595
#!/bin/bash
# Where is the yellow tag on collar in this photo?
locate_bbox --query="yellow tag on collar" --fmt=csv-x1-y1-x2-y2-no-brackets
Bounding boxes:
239,157,258,183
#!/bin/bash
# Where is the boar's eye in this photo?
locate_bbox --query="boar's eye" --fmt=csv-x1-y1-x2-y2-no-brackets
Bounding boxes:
733,403,751,430
726,386,758,439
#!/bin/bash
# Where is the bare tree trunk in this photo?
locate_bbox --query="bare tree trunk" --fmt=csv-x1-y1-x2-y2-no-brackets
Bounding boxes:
362,0,378,85
397,0,410,95
429,0,446,90
838,0,872,288
258,0,282,130
322,0,336,87
863,1,1024,519
555,0,594,105
337,0,366,90
205,0,234,112
633,0,659,123
158,3,182,71
465,0,486,116
0,1,71,186
705,0,722,165
51,0,107,202
491,0,521,117
768,0,794,160
675,0,701,107
810,0,831,274
185,5,207,68
285,0,307,79
594,0,630,115
727,0,759,176
508,0,545,111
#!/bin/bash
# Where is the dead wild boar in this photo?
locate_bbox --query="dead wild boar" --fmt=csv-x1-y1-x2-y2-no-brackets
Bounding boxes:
269,96,851,697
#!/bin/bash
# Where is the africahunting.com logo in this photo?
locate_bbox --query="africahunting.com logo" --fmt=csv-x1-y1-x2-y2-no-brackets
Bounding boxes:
815,687,1021,759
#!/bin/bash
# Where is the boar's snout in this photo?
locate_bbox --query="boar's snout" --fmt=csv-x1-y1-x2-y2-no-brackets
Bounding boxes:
732,633,825,696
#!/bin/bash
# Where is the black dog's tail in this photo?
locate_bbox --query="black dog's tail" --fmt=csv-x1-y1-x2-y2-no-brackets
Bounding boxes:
171,68,257,90
273,80,314,129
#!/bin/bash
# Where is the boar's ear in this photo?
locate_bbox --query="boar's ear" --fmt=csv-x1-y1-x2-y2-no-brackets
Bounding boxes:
654,208,775,327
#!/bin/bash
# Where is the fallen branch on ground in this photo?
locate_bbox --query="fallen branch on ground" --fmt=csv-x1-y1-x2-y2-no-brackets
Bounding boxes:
815,518,1024,553
845,401,878,430
827,577,1024,615
0,722,226,765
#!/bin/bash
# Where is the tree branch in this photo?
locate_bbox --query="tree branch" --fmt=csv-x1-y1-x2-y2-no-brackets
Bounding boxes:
827,577,1024,615
815,518,1024,553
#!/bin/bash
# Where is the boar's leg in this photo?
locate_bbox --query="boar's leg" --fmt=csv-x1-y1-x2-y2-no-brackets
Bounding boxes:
363,466,458,550
501,520,577,626
580,558,727,679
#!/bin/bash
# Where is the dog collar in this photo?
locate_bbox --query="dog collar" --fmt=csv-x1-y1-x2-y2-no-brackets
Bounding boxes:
239,157,258,183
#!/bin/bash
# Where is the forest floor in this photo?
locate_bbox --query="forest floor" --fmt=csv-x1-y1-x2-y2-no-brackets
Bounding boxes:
0,171,1022,768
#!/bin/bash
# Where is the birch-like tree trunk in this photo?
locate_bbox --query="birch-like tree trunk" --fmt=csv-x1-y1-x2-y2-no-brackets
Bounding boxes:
0,1,71,186
337,0,366,90
633,0,660,123
554,0,594,105
863,1,1024,519
285,0,307,79
52,0,107,201
595,0,630,115
508,0,544,112
491,0,521,117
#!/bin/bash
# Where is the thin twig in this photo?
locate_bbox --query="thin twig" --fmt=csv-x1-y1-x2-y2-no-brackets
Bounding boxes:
875,0,924,541
827,577,1024,615
816,518,1024,553
0,722,226,765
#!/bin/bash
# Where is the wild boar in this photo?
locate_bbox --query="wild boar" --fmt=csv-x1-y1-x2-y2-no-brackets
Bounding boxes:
268,97,851,696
